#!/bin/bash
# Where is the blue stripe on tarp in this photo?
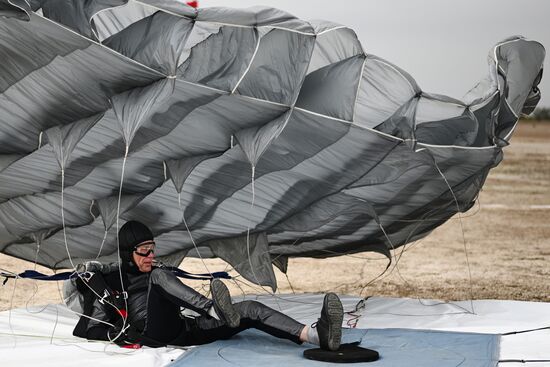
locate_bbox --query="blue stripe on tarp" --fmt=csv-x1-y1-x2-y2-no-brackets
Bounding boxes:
169,328,500,367
1,267,231,282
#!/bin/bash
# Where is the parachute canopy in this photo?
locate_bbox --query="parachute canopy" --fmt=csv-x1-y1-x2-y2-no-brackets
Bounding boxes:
0,0,544,290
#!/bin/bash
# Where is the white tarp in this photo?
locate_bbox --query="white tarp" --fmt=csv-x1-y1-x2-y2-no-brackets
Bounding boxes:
1,295,549,366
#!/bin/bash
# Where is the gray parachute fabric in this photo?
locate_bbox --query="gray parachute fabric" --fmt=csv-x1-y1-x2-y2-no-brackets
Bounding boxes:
207,232,277,291
0,1,545,291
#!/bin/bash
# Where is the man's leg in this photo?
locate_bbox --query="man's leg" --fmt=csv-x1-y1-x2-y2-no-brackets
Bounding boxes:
143,283,185,344
149,268,213,314
148,269,240,327
169,300,306,346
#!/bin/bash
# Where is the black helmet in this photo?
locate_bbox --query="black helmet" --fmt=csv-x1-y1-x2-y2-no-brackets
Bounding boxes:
118,220,154,264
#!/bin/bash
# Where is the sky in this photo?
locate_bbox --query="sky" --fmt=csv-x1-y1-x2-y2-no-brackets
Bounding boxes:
201,0,550,108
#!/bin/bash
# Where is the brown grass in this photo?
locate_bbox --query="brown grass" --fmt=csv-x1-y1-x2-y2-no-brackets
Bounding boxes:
1,121,549,311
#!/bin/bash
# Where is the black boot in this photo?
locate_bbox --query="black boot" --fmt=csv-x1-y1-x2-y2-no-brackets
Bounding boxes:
316,293,343,351
210,279,240,328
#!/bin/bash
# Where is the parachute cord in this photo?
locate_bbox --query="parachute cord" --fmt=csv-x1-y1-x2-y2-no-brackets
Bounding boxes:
33,243,39,271
54,276,68,310
8,275,18,348
432,159,476,315
60,168,78,270
95,229,109,260
377,222,400,277
89,199,96,219
284,273,296,295
251,165,255,205
230,277,248,302
113,143,130,342
244,164,275,298
369,204,476,315
4,153,122,350
177,192,213,276
26,235,49,314
49,304,60,345
24,281,48,314
395,208,475,314
231,278,319,307
354,222,396,298
357,257,392,299
60,164,123,331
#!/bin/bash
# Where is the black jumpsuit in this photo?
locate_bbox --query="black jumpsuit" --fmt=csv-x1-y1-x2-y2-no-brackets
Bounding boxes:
78,264,305,346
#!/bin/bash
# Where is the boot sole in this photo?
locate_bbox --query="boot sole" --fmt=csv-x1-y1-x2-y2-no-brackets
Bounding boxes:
324,293,343,351
211,279,240,328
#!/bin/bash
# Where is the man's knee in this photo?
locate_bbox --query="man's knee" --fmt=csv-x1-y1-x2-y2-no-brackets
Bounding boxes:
234,300,268,319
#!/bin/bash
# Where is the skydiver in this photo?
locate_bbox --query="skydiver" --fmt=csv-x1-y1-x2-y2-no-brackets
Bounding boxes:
72,220,344,351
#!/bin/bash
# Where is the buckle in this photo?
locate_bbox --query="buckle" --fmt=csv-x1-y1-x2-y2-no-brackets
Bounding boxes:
98,289,109,305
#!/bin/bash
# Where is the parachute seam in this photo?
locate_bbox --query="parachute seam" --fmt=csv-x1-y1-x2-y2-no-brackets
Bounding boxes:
174,75,228,95
266,26,315,36
501,119,520,142
492,41,519,121
231,28,262,94
419,93,467,108
469,90,499,112
351,56,368,123
316,25,350,36
7,0,30,19
194,20,252,29
36,12,167,79
416,142,497,150
189,20,317,36
294,106,405,142
236,92,291,108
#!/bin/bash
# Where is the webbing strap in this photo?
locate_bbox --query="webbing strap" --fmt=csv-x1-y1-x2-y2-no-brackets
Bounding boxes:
166,266,232,280
1,267,231,283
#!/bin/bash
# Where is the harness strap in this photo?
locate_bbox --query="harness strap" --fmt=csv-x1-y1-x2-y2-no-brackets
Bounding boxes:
1,267,231,283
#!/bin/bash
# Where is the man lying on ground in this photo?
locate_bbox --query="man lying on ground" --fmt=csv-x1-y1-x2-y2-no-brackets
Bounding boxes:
70,221,344,351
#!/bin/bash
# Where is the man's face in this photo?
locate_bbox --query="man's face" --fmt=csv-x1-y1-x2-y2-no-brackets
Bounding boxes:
132,240,155,273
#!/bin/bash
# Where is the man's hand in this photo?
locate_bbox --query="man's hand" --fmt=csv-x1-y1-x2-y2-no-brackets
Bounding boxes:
76,261,119,275
108,321,142,346
76,261,103,274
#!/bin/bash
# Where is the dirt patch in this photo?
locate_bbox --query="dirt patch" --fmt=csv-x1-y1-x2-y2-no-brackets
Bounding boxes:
1,121,549,311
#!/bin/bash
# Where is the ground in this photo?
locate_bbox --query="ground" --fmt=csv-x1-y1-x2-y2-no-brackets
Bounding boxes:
1,121,549,311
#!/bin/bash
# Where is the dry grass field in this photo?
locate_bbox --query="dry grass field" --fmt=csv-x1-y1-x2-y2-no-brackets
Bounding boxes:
1,120,549,311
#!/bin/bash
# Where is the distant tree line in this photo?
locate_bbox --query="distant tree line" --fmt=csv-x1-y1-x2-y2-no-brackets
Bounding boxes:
524,107,550,121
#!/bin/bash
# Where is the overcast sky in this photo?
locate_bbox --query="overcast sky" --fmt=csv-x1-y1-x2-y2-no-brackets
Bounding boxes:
201,0,549,108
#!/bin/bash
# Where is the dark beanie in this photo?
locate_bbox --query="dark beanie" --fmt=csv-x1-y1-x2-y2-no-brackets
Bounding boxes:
118,220,154,263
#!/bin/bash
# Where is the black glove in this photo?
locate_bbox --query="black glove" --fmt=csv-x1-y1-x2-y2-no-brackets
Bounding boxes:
107,320,142,347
